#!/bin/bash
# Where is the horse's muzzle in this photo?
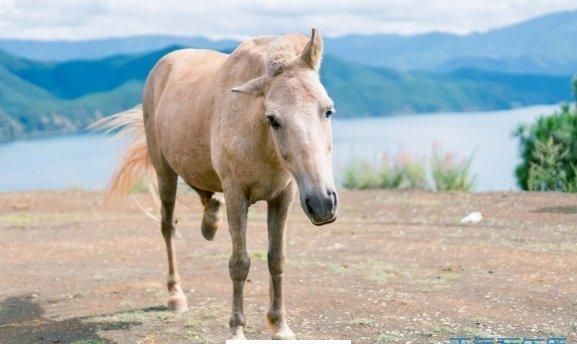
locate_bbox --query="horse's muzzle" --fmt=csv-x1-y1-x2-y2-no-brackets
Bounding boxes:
302,189,338,226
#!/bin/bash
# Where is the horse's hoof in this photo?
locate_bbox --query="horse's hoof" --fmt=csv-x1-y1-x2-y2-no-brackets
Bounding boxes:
201,219,219,241
229,326,246,340
272,327,296,340
201,198,222,241
166,293,188,313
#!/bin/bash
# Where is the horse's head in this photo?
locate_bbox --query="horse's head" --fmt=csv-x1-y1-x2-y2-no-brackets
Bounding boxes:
232,29,337,225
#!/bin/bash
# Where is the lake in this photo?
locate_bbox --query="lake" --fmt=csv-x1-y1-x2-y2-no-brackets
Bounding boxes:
0,104,559,192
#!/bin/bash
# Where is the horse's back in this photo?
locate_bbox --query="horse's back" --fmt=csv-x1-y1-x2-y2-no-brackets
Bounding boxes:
143,48,228,192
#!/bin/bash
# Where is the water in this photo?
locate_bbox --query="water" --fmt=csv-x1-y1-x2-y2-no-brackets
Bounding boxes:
0,105,559,192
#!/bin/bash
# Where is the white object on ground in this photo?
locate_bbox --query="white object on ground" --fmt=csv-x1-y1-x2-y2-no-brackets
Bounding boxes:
460,211,483,224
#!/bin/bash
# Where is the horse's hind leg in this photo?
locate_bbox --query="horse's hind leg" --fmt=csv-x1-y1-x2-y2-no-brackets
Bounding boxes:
158,169,188,313
192,186,223,241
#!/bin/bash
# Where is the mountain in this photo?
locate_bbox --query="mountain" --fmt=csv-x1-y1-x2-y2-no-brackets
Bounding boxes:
321,57,571,117
0,35,237,62
324,10,577,75
0,47,175,141
0,47,572,142
0,10,576,75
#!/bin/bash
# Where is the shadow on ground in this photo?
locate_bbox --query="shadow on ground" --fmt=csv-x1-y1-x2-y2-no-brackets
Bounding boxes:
0,294,162,344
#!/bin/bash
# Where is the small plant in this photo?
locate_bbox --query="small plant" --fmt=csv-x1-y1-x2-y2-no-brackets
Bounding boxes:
342,159,382,189
430,147,475,191
394,153,428,189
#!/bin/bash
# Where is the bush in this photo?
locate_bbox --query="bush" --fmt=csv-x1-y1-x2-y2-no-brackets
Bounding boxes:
430,149,475,191
526,137,577,192
342,153,427,190
514,80,577,191
394,154,428,189
342,148,474,191
342,159,382,189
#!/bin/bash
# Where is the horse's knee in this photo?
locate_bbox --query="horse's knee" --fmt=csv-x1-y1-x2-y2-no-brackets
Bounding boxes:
267,251,285,276
161,219,174,238
229,253,250,281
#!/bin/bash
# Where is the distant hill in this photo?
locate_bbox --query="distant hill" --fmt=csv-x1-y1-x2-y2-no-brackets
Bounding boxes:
324,10,577,75
1,10,576,75
0,47,572,142
0,36,237,62
0,47,175,141
321,56,571,117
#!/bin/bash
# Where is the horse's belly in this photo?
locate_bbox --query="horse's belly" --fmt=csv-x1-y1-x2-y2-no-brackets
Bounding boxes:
159,128,223,193
179,164,223,193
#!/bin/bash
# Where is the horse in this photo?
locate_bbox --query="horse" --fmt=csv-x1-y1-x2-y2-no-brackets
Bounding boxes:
95,28,338,340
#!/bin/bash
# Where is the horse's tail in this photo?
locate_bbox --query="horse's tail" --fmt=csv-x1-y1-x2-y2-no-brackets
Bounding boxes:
89,105,158,205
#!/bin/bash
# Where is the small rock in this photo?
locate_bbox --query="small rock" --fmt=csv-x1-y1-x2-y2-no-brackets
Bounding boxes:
460,211,483,224
332,243,346,250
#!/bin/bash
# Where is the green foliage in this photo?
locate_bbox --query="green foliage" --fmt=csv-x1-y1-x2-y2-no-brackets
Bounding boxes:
343,154,427,190
395,155,428,189
342,159,383,189
515,81,577,191
430,149,476,191
573,75,577,103
526,137,577,192
343,148,474,191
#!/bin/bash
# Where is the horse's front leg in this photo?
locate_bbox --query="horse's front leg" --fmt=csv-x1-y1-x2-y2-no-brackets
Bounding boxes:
267,182,296,340
224,187,251,340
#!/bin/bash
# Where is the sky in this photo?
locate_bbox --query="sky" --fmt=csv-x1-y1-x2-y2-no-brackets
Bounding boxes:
0,0,576,41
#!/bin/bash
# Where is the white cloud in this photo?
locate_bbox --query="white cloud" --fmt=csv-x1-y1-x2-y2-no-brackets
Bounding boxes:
0,0,575,40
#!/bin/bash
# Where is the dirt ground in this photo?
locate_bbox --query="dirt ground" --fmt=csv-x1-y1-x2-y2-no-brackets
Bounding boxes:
0,190,576,344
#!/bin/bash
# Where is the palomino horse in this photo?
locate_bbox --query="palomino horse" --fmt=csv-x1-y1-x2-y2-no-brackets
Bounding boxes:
97,29,337,340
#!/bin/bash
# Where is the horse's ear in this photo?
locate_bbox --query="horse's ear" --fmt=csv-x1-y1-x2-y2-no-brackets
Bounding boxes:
301,28,323,71
231,76,268,96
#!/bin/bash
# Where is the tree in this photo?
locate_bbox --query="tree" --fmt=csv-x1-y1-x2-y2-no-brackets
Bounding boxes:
515,79,577,191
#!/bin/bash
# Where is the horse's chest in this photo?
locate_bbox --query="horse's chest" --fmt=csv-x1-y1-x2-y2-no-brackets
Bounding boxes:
219,151,291,201
246,173,291,203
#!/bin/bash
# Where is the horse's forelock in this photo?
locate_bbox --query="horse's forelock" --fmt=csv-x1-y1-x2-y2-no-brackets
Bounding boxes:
266,34,308,75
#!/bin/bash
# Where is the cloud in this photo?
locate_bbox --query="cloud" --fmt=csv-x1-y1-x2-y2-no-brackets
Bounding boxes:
0,0,575,40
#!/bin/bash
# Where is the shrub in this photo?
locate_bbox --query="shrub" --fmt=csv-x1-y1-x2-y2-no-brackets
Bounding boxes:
394,153,428,189
342,159,382,189
430,149,475,192
514,81,577,191
342,153,427,190
342,148,474,191
526,136,577,192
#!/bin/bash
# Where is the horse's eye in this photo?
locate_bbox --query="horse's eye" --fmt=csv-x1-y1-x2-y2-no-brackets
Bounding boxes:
266,115,281,129
325,107,335,118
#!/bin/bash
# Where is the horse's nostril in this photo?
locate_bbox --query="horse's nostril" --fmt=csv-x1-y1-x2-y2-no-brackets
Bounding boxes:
305,198,315,216
327,190,338,208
